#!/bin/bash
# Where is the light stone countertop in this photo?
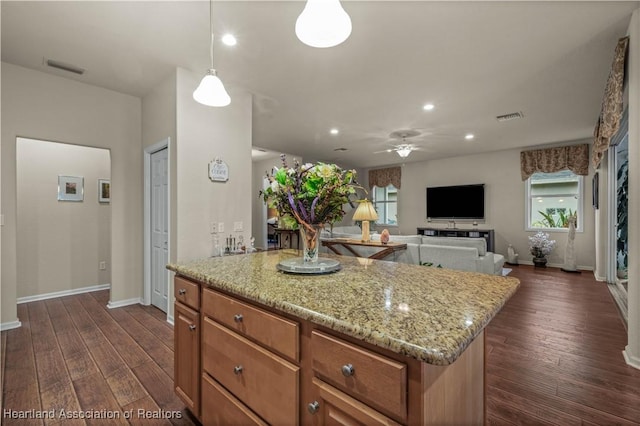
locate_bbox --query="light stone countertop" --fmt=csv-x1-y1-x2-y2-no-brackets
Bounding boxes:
167,250,520,366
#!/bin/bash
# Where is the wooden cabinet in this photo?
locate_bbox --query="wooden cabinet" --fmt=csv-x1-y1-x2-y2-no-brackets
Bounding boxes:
311,331,407,423
174,276,485,425
310,377,401,426
174,301,200,417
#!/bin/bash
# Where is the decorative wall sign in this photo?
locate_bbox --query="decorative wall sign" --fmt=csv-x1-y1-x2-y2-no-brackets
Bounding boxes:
58,175,84,202
209,158,229,182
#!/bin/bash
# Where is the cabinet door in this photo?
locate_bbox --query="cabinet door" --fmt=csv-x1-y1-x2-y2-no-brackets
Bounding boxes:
309,378,401,426
175,302,200,417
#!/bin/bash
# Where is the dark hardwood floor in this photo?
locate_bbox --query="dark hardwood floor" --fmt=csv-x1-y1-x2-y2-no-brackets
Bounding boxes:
486,265,640,425
1,266,638,425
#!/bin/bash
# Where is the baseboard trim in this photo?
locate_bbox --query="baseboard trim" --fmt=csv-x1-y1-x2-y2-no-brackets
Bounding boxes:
17,283,111,304
517,260,594,271
107,297,143,309
0,320,22,331
623,347,640,370
167,315,174,326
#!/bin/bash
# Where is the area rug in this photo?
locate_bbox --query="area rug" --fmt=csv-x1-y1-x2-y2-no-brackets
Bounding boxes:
502,268,513,276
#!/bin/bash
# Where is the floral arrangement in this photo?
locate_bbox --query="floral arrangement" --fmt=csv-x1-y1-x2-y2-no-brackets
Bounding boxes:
528,231,556,258
261,155,357,227
260,155,357,261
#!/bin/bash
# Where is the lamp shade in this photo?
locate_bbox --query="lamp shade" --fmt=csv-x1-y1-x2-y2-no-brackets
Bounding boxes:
397,146,412,158
295,0,352,48
193,69,231,107
353,199,378,221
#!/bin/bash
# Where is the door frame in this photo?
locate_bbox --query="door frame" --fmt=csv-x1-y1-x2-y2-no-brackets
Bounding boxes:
144,138,171,321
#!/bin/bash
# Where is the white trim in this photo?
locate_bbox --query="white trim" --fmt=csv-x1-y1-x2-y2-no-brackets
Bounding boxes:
0,320,22,331
107,297,143,309
167,315,175,326
623,347,640,370
16,283,111,304
524,174,584,233
593,272,607,282
144,138,171,311
518,260,594,271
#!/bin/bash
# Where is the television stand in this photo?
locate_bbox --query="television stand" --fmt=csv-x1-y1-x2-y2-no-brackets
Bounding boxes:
417,227,495,253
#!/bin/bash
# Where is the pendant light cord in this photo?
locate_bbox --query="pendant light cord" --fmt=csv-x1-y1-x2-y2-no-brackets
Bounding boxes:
209,0,215,69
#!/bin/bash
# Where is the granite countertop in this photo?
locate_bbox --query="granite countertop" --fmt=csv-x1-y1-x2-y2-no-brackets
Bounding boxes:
167,250,520,366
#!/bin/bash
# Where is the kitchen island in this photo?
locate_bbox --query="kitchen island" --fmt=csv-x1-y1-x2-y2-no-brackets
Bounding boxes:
167,250,519,425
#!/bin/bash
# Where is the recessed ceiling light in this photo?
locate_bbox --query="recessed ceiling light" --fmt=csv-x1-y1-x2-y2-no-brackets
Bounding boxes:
538,199,543,203
423,103,435,111
221,34,237,46
330,128,339,135
559,199,564,202
465,133,474,140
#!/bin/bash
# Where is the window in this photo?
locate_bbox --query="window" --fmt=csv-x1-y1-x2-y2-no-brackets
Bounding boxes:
372,185,398,226
526,170,583,231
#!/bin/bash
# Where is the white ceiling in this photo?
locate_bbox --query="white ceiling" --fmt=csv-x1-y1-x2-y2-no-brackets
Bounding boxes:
2,1,637,168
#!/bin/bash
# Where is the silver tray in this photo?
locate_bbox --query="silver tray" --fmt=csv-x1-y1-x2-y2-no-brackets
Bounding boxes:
276,258,341,275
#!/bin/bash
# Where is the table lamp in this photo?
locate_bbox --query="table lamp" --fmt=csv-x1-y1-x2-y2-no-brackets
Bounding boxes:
353,199,378,242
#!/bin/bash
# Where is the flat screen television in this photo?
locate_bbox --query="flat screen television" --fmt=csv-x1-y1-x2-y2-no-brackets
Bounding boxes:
426,184,485,220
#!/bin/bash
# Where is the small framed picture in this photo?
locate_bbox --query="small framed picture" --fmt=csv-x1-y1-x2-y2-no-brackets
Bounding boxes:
98,179,111,203
58,176,84,202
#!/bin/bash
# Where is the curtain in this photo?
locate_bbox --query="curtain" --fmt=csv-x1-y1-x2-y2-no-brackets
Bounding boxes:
368,167,401,189
520,144,589,181
593,36,629,168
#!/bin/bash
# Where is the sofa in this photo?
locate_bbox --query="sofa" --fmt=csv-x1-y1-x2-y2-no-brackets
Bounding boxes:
320,226,505,275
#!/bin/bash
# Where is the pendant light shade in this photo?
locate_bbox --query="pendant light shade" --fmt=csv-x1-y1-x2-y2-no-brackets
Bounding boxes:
193,0,230,107
295,0,352,48
193,69,231,107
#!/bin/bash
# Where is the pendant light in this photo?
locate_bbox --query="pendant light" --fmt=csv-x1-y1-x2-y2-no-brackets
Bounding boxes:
193,0,230,107
295,0,352,48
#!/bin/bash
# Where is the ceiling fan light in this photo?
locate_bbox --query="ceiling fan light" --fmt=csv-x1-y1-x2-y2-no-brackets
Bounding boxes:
397,147,412,158
193,69,231,107
295,0,352,48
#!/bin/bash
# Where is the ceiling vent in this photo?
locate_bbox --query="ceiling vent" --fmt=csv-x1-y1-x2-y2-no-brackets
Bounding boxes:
45,58,86,75
496,111,524,122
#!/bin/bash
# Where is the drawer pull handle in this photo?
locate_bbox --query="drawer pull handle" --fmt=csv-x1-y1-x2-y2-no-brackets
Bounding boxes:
234,314,244,323
188,324,196,331
307,401,320,414
341,363,355,377
233,365,243,375
178,289,186,295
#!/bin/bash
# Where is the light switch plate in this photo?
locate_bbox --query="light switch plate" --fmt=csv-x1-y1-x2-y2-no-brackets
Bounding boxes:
218,222,225,233
234,221,243,232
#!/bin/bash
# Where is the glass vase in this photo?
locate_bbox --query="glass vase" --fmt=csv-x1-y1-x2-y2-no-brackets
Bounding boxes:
299,224,322,263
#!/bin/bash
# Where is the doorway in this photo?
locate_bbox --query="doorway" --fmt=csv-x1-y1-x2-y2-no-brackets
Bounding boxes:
16,138,111,300
144,139,170,314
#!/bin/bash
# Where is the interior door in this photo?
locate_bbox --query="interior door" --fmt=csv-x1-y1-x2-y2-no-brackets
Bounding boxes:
151,147,169,312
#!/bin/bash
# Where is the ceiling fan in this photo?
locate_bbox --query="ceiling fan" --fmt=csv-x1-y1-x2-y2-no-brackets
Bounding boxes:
373,129,423,158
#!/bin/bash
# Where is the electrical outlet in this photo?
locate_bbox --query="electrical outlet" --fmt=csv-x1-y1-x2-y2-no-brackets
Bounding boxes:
218,222,225,233
210,222,217,233
99,261,106,270
234,221,243,232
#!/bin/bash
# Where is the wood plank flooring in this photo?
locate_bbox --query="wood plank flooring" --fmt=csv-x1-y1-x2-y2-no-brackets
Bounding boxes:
1,291,197,426
1,266,638,425
486,265,640,425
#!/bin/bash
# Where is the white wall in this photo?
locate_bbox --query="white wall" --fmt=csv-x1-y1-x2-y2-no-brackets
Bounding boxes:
1,62,142,324
175,68,252,261
16,138,111,297
364,144,597,269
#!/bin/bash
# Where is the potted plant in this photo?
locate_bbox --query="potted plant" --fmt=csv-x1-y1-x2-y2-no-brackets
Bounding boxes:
528,231,556,268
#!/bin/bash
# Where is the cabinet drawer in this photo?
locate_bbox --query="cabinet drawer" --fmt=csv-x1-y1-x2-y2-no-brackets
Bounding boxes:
311,331,407,422
202,318,299,425
311,377,401,426
175,276,200,310
201,373,267,426
202,288,299,361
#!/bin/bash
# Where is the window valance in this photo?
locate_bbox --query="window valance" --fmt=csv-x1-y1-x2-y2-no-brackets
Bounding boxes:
593,36,629,168
520,144,589,181
369,167,401,189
